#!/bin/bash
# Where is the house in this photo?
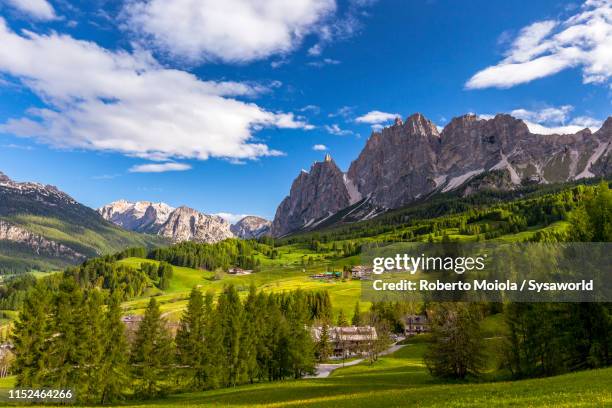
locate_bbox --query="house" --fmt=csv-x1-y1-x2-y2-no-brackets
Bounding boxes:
311,325,378,357
351,265,373,280
402,314,430,336
227,267,253,275
310,271,342,280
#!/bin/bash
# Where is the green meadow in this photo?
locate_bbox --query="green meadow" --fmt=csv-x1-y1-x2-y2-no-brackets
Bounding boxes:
2,333,610,407
117,257,368,320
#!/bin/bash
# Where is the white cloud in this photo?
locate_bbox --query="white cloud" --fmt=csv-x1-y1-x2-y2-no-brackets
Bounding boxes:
328,106,354,118
122,0,336,63
129,162,192,173
355,110,399,124
324,123,353,135
307,58,341,67
312,144,328,151
467,0,612,89
510,105,574,124
300,104,321,114
6,0,56,20
308,43,323,56
0,18,311,164
480,105,603,134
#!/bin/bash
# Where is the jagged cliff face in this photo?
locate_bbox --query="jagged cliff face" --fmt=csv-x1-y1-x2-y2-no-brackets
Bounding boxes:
347,114,441,209
271,155,353,236
231,216,271,239
98,200,174,233
157,206,233,243
272,113,612,236
0,220,86,262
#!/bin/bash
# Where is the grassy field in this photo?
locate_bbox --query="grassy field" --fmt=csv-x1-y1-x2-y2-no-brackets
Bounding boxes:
2,334,610,407
118,257,368,320
6,336,601,407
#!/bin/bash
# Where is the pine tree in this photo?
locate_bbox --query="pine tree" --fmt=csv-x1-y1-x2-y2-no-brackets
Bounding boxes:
99,293,130,404
286,291,315,378
78,289,106,403
202,291,224,388
316,323,333,362
11,284,52,387
351,301,362,326
424,303,485,379
131,298,173,397
337,309,348,327
240,284,259,383
216,285,243,387
176,287,206,388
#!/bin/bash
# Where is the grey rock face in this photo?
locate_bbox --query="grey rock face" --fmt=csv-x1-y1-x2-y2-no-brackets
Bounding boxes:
347,113,441,209
271,155,352,237
98,200,174,233
157,206,233,243
0,219,86,262
231,216,271,239
272,113,612,236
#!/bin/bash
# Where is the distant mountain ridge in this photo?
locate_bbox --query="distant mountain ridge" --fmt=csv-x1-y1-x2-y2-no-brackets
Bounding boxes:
98,201,270,242
271,113,612,236
0,171,165,272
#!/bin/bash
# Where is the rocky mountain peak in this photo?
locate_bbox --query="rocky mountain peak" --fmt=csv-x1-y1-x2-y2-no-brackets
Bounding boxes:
231,216,271,239
157,206,232,243
404,112,440,137
598,116,612,134
98,200,174,234
273,111,612,236
271,154,352,236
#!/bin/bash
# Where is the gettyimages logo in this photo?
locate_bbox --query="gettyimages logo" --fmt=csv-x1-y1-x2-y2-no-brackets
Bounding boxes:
372,253,488,275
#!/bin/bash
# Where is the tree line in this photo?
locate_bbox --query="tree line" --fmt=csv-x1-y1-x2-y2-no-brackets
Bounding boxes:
423,181,612,380
10,278,334,403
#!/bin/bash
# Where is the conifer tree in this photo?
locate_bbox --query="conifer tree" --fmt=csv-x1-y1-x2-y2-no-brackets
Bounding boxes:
352,301,362,326
316,323,333,362
78,289,106,402
216,285,243,387
337,309,349,327
286,291,315,378
240,284,259,383
12,284,52,387
131,298,173,397
99,293,130,404
202,291,224,388
176,287,206,388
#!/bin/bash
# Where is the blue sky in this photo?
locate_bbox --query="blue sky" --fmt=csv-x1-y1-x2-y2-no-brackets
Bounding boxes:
0,0,610,221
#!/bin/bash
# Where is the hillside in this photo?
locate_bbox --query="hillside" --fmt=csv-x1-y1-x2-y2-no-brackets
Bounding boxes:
0,172,167,273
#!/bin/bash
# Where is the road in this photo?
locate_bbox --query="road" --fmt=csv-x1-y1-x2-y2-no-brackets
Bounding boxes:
308,343,406,378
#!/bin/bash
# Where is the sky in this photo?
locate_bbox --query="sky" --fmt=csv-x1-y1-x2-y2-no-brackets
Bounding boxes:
0,0,610,222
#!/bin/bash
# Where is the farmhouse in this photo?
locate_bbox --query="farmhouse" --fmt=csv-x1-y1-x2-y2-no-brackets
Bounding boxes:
351,265,373,280
311,325,378,357
402,314,430,335
227,267,253,275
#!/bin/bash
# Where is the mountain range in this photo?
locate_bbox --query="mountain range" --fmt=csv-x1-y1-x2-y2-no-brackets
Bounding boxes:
0,172,165,272
2,111,610,271
271,113,612,236
98,201,271,242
